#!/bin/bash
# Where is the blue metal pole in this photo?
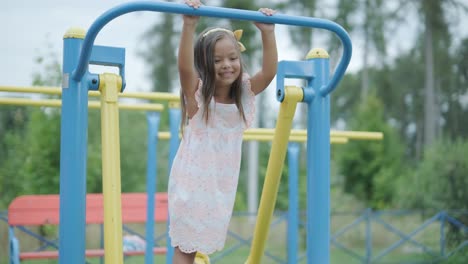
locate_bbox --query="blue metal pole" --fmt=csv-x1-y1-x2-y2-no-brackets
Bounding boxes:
72,2,351,97
166,105,181,264
306,54,330,263
365,208,372,263
59,28,89,264
145,112,161,264
440,211,446,257
9,227,20,264
287,143,300,264
100,224,104,264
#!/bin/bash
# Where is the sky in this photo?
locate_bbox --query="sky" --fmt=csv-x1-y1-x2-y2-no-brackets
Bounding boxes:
2,1,467,96
2,0,313,95
2,0,163,92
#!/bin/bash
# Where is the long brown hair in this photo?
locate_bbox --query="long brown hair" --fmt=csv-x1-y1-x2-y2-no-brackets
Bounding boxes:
180,27,247,133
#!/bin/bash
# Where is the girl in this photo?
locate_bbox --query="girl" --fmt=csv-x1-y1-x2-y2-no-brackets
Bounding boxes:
168,1,277,263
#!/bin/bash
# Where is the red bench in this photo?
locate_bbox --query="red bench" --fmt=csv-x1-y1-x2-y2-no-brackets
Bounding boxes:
8,192,168,262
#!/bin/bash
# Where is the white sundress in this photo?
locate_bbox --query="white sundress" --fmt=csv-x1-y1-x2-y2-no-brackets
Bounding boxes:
168,75,255,254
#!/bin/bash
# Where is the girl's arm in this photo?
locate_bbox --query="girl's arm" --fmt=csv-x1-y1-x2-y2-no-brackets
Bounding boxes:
250,8,278,95
179,0,202,100
178,15,199,99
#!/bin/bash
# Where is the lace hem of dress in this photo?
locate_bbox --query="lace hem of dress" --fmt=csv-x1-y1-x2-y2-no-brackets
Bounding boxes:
169,233,223,255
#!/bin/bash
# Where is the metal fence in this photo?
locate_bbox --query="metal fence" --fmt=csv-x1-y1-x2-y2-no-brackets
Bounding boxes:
214,210,468,263
2,209,467,263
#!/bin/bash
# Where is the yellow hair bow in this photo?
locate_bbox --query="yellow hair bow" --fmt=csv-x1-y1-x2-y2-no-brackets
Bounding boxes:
233,29,246,52
202,28,246,52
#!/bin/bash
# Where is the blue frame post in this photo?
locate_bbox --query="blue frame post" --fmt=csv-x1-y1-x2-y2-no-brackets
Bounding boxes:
365,208,373,263
306,51,331,263
145,112,161,264
9,227,20,264
440,211,446,257
59,28,89,264
287,143,300,264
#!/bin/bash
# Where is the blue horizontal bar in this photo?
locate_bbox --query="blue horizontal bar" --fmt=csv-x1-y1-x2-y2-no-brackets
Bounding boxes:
72,1,351,95
90,45,125,68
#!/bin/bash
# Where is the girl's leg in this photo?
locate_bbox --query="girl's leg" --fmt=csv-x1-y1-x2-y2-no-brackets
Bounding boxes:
173,247,197,264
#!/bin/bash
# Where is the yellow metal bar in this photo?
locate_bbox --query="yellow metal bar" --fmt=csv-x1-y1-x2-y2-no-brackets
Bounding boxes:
155,131,348,144
0,98,164,112
0,85,179,101
241,134,348,144
330,130,383,140
0,97,62,107
99,73,124,264
247,128,383,140
89,90,179,101
0,85,62,95
246,86,303,264
158,131,171,140
106,103,164,111
168,101,181,109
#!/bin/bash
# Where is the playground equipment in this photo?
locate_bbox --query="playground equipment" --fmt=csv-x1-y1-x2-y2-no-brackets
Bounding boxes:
2,86,383,264
3,1,352,264
63,2,351,264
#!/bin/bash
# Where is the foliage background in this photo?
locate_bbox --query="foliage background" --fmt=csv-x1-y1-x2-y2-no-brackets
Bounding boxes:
1,0,467,262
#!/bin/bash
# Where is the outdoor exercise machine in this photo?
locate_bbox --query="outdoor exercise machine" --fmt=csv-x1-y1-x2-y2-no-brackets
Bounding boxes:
56,1,351,264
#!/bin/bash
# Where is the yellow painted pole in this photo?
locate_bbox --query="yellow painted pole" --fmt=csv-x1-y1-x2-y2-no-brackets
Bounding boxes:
241,134,348,144
0,97,164,111
0,85,179,101
247,128,383,141
0,85,62,95
98,91,179,101
0,98,62,107
158,131,171,140
154,131,349,144
246,86,303,264
99,73,124,264
330,130,383,140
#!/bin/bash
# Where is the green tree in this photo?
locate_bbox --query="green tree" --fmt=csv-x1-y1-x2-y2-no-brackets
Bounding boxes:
21,44,63,195
335,94,405,208
396,138,468,251
443,37,468,139
23,109,61,194
397,138,468,210
375,52,425,161
399,0,467,148
0,120,29,208
0,44,62,207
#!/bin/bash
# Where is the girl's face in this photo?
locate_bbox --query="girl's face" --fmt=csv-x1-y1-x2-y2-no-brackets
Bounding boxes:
213,37,241,89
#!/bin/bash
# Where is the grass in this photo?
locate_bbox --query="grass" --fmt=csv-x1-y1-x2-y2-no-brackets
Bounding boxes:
4,251,447,264
2,212,467,264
